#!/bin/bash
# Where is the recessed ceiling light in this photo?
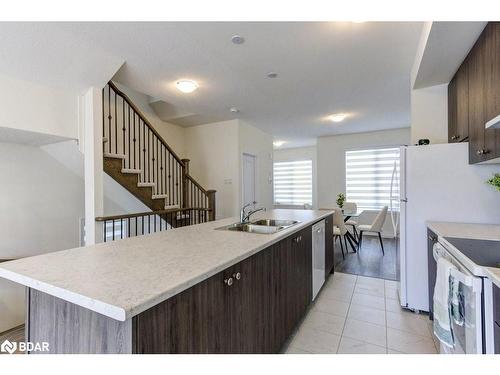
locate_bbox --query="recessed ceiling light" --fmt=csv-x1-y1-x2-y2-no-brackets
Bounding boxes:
176,80,199,94
267,72,278,79
329,113,347,122
229,107,240,113
231,35,245,44
273,140,286,147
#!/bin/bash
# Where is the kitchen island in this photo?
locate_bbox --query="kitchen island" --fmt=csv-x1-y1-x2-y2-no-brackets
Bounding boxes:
0,209,334,354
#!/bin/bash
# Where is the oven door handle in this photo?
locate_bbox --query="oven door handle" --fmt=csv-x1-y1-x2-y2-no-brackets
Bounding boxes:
450,268,482,293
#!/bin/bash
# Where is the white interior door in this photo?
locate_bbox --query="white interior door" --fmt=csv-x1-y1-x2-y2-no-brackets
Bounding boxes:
242,153,256,207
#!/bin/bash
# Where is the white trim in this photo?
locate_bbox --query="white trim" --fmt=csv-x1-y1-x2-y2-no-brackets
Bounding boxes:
485,114,500,129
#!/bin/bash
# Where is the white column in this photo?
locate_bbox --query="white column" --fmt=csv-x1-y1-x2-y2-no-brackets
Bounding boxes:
83,87,104,245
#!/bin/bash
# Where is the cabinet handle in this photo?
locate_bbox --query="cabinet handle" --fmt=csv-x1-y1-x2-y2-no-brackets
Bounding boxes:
224,277,234,286
233,272,241,281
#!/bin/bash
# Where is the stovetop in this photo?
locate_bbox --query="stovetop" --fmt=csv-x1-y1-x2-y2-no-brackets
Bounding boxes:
444,237,500,268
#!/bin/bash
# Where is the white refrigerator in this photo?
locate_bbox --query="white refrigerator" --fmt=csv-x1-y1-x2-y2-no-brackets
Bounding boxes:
397,143,500,312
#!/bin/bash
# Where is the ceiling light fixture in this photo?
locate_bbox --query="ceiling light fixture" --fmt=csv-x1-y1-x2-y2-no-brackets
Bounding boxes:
273,140,286,147
231,35,245,44
176,80,199,94
230,107,240,113
329,113,347,122
267,72,278,79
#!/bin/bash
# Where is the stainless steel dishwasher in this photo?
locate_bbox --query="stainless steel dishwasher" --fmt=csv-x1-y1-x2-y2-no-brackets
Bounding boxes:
312,220,326,300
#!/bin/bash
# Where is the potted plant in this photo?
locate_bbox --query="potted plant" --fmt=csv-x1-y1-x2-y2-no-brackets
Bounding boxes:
486,173,500,191
336,193,346,209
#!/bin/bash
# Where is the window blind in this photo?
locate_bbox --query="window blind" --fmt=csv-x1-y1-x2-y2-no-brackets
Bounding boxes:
345,147,400,211
273,160,313,206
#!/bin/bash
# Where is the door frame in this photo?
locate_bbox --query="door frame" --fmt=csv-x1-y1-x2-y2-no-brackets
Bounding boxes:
241,152,258,208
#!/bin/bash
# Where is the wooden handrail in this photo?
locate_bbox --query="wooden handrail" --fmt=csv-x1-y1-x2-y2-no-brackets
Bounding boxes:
186,174,208,194
107,81,185,166
95,207,212,222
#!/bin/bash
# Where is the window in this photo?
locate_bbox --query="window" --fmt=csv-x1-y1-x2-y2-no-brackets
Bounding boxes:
273,160,313,206
345,147,400,211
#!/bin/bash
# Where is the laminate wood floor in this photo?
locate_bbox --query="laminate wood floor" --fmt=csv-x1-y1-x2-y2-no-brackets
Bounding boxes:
334,235,399,281
0,325,25,354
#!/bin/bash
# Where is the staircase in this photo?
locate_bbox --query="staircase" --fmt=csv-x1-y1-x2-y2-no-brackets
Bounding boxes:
97,81,215,241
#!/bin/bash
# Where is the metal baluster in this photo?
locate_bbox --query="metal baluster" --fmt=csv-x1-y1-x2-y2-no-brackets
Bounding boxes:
114,90,117,155
168,154,171,205
108,85,112,153
133,113,136,169
148,129,150,183
143,121,146,183
138,119,141,182
102,87,105,152
152,137,155,192
103,220,107,242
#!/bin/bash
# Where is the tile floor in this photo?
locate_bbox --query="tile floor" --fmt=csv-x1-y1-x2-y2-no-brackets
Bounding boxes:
285,272,440,354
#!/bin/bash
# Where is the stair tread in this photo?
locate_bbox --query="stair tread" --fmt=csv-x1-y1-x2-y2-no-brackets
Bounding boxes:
121,168,142,174
104,152,126,159
137,182,155,187
152,194,168,199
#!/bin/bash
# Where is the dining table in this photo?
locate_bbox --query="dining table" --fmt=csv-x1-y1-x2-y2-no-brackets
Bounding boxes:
319,208,364,251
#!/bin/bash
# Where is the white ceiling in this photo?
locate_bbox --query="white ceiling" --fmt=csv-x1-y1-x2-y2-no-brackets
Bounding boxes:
0,22,425,147
412,22,487,89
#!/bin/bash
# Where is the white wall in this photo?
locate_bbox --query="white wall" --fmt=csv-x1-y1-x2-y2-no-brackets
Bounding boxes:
0,73,78,140
185,119,274,220
112,82,186,158
0,141,85,332
185,120,240,219
411,84,448,145
238,121,274,211
317,128,411,236
273,146,318,209
0,142,85,258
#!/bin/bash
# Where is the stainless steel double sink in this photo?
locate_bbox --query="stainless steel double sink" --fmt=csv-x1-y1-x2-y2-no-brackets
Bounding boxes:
216,219,300,234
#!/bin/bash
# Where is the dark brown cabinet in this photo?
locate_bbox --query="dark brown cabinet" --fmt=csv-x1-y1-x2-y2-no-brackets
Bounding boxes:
427,228,438,320
133,220,326,353
448,22,500,163
448,62,469,143
324,214,334,278
493,283,500,354
468,30,488,163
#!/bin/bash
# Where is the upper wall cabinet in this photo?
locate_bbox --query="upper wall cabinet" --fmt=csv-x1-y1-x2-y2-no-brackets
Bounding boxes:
448,22,500,164
448,61,469,143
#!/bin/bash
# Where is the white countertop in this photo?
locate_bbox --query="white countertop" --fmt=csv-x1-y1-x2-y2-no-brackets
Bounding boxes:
427,221,500,288
0,209,332,321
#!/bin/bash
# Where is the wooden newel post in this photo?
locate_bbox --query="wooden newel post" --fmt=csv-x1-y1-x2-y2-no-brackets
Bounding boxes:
207,190,216,221
181,159,190,208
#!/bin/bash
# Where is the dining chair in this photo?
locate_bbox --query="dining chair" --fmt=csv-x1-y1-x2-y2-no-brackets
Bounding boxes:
332,208,356,259
343,201,359,240
356,206,388,255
